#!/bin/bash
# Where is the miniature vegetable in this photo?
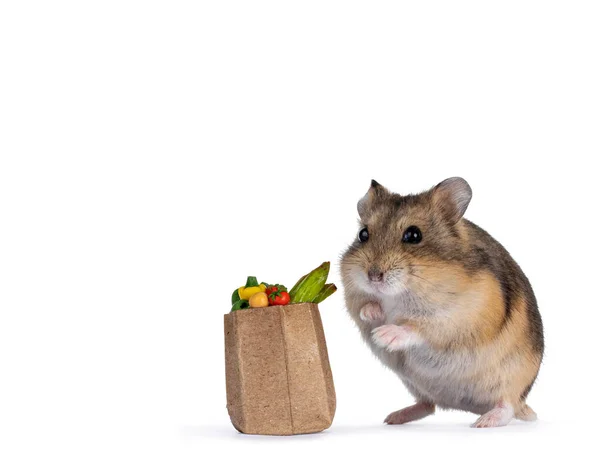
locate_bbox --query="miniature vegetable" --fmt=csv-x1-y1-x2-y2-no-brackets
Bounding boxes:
239,284,266,300
231,288,241,304
249,291,269,308
313,283,337,303
238,276,266,300
289,262,330,303
266,285,290,306
231,299,250,311
229,263,336,312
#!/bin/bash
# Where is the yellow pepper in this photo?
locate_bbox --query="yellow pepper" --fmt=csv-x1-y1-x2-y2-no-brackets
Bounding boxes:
238,284,266,300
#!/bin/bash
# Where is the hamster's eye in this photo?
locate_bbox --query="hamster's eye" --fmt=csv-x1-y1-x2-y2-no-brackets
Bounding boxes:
402,226,422,244
358,227,369,243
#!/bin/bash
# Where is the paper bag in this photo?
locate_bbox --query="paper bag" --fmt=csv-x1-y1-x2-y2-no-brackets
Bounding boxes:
224,303,336,435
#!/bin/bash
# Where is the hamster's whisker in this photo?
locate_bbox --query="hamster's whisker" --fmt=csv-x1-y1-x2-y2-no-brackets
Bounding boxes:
409,273,433,283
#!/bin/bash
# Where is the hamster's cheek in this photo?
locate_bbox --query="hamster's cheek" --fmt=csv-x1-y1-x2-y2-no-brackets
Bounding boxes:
346,266,374,295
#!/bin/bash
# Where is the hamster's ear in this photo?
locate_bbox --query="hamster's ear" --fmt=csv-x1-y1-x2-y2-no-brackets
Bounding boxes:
358,179,386,219
431,177,472,224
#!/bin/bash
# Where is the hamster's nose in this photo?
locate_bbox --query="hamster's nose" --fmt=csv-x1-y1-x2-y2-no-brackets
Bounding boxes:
368,267,384,282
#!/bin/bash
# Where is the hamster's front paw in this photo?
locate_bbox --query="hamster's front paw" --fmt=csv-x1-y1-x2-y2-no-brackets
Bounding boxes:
371,324,423,351
359,302,384,323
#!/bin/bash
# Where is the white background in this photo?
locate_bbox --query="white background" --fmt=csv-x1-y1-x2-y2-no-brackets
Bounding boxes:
1,1,599,449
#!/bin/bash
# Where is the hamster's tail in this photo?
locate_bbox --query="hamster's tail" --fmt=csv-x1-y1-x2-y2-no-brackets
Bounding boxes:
515,404,538,421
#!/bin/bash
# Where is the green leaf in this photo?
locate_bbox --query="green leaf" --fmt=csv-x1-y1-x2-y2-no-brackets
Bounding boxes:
245,276,259,288
273,284,287,292
231,288,241,305
231,299,249,311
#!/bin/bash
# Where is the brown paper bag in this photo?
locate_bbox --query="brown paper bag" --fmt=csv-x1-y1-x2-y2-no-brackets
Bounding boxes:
224,303,336,435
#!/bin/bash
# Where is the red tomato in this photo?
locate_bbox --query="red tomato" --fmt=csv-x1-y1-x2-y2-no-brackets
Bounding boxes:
270,291,290,306
265,284,290,306
265,286,277,296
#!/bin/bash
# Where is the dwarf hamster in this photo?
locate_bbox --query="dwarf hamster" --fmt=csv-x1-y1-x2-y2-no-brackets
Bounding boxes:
340,178,543,428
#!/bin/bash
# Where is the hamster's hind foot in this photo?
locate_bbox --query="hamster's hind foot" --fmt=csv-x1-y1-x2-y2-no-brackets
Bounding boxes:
471,402,514,428
384,402,435,425
515,404,537,421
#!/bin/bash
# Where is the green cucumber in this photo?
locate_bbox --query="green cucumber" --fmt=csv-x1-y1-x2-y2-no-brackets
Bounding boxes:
313,283,337,303
290,262,330,303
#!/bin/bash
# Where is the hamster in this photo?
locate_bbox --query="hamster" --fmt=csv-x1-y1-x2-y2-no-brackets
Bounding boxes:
340,178,543,428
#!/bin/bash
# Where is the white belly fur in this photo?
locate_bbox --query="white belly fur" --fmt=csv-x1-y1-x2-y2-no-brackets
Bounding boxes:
367,295,500,414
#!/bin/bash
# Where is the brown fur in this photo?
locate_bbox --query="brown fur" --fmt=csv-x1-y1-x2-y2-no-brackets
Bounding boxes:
341,178,544,423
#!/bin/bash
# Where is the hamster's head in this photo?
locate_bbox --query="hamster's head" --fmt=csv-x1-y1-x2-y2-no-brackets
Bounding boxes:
341,177,473,298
